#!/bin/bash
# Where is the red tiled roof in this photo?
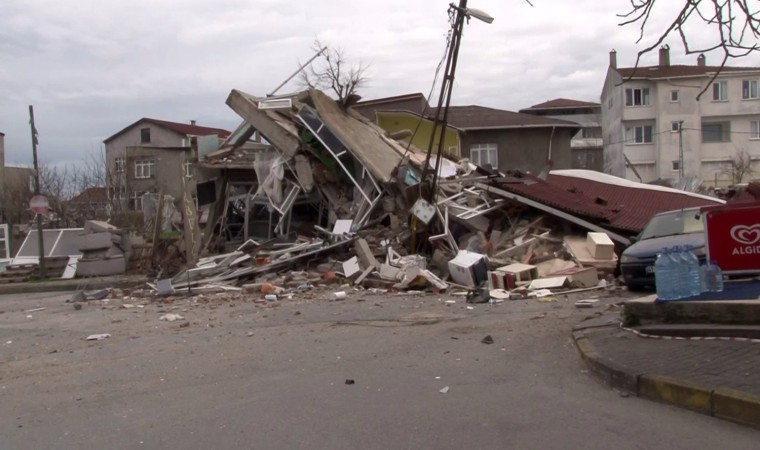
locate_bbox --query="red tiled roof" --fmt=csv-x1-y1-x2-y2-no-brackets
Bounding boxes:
69,187,108,204
495,172,613,223
104,118,230,143
145,118,231,138
491,171,723,234
430,106,579,129
523,98,600,110
545,173,722,232
616,64,760,79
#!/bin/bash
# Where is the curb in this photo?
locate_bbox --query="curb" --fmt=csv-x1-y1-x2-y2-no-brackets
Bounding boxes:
573,328,760,429
0,276,148,296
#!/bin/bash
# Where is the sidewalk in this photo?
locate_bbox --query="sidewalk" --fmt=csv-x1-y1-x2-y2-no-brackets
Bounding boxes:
0,274,148,296
573,311,760,429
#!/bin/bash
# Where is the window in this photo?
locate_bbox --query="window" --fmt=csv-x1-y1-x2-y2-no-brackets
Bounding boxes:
702,121,731,142
470,143,498,167
712,81,728,101
751,120,760,140
625,88,650,106
671,122,682,133
134,159,155,178
625,125,653,144
129,192,143,211
607,97,612,109
114,157,126,173
671,160,681,171
140,127,151,143
670,90,680,102
184,160,193,178
742,80,758,99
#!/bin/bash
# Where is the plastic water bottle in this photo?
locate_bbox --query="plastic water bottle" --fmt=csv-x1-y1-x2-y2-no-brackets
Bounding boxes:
683,247,701,297
669,246,686,299
699,263,709,293
707,260,724,292
655,248,675,300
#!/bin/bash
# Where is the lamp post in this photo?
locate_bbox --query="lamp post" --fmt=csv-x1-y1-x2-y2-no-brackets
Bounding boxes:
421,0,493,202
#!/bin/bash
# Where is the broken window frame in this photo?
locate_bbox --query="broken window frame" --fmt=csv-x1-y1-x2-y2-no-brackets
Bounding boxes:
296,105,383,227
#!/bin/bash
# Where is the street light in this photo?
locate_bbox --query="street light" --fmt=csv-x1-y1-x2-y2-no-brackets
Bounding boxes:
421,0,493,203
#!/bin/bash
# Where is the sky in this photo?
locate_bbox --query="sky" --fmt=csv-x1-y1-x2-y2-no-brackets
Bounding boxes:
2,0,759,167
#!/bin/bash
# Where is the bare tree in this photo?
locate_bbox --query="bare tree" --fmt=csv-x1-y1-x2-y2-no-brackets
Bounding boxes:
721,149,757,184
299,39,369,104
619,0,760,98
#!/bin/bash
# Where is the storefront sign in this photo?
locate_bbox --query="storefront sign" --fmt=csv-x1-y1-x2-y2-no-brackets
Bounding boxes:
704,203,760,273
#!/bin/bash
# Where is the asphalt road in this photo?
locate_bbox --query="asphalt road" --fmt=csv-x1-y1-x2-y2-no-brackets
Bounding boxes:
1,287,759,449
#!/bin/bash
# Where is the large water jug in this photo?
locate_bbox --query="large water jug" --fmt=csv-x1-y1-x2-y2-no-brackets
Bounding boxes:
699,263,709,293
670,246,687,299
707,260,724,292
655,248,675,300
684,247,701,297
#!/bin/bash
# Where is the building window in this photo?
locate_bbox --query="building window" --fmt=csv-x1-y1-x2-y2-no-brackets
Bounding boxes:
670,90,680,102
607,97,612,109
470,143,498,167
751,120,760,140
114,157,126,173
712,81,728,101
625,125,653,144
672,160,681,171
742,80,758,99
134,159,155,179
625,88,650,106
140,127,151,143
184,161,193,178
129,192,143,211
702,121,731,143
671,122,682,133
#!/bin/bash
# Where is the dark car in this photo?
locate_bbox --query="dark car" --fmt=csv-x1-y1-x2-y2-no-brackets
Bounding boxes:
620,207,706,290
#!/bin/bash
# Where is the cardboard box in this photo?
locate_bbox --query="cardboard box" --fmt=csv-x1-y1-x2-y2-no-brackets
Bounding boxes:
586,232,614,260
448,250,488,288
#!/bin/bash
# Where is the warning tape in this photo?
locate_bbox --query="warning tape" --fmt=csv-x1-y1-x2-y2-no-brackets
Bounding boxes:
619,323,760,343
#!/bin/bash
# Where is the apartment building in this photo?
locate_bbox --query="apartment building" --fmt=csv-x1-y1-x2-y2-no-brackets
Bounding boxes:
601,46,760,186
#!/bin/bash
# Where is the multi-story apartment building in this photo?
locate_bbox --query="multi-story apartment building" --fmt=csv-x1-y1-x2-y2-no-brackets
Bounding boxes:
601,46,760,186
104,118,229,210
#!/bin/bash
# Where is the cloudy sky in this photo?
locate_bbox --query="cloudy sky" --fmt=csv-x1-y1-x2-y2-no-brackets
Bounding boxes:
2,0,758,166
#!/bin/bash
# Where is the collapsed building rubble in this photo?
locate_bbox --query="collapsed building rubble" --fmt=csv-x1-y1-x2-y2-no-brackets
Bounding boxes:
136,87,722,302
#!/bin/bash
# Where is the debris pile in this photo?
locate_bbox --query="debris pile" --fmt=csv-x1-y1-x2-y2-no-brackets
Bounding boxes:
133,86,724,301
76,221,127,277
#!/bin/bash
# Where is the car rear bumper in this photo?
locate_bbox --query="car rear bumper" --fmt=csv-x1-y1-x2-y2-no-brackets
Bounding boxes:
620,261,656,288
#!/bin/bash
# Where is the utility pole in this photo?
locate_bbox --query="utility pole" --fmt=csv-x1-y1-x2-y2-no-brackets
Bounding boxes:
678,120,684,179
29,105,46,278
